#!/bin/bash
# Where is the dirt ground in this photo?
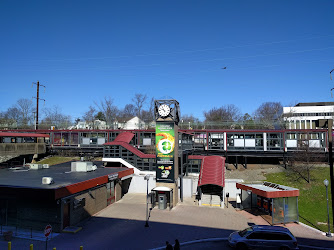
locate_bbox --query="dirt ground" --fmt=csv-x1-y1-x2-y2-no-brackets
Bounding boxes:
225,163,286,181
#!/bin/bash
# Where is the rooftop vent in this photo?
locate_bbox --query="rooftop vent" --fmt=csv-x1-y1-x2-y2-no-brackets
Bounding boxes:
42,177,54,185
28,164,43,170
71,161,97,172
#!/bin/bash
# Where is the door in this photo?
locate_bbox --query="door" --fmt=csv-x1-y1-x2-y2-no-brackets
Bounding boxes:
107,182,115,205
63,202,70,229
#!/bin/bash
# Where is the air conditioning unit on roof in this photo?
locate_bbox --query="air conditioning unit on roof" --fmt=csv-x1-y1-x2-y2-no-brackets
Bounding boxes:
71,161,97,172
42,177,54,185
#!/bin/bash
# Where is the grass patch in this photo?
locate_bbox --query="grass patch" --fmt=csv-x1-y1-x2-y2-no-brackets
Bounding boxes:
266,167,333,233
37,156,79,166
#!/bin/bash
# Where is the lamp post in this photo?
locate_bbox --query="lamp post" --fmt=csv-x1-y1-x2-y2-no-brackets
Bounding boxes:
144,174,150,227
324,179,332,237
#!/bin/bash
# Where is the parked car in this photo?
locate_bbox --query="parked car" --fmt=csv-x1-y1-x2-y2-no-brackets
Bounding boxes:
228,225,298,250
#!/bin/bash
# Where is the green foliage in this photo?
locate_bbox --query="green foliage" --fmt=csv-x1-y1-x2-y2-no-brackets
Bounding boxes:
266,167,333,232
37,156,79,165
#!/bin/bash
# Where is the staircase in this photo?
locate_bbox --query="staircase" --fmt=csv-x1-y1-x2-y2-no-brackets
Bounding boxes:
200,194,221,207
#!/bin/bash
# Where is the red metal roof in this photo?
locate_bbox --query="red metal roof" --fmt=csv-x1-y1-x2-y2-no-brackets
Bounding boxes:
104,132,155,158
236,182,299,198
0,132,49,138
198,156,225,187
113,131,135,143
188,155,206,160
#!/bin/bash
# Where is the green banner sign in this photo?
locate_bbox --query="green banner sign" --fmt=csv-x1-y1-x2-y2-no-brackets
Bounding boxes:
156,122,175,183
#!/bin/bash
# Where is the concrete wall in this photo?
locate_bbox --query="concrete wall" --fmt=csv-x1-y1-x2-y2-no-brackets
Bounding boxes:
70,185,108,226
128,174,197,199
128,175,156,193
0,143,46,156
225,179,244,199
128,174,243,202
181,177,198,198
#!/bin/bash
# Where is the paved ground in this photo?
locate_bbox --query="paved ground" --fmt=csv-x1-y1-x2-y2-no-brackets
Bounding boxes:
1,193,333,250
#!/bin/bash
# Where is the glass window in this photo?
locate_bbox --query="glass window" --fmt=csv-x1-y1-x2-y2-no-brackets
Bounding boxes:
239,227,253,237
296,120,300,129
306,120,310,129
247,232,265,240
301,120,305,129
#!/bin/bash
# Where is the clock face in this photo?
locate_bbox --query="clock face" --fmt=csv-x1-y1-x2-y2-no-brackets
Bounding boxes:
158,104,170,117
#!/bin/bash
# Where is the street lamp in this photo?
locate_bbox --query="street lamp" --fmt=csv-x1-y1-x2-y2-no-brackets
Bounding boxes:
324,179,332,237
144,174,150,227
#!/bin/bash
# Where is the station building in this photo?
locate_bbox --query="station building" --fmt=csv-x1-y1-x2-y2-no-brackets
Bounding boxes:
0,161,133,233
283,102,334,129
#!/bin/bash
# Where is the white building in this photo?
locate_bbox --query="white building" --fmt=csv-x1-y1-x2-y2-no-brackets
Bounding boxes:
283,102,334,129
119,116,146,130
74,120,107,130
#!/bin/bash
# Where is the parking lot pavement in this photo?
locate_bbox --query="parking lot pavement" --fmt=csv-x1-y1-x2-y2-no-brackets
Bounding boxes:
1,194,333,249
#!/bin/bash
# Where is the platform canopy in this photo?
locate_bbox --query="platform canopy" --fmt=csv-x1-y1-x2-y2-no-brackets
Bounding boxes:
236,182,299,198
198,156,225,188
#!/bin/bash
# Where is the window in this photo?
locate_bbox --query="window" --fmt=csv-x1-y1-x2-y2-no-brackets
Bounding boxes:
270,233,292,241
247,232,265,240
239,227,253,237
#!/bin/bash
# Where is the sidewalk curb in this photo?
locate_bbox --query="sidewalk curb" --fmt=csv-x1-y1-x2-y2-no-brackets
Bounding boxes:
150,237,227,250
299,222,334,237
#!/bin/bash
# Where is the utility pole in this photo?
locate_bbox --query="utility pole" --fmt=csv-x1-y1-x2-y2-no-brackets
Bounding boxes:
32,81,46,130
330,69,334,232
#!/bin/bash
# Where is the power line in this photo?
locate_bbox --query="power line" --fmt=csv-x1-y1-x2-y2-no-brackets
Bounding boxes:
17,34,334,62
17,46,334,73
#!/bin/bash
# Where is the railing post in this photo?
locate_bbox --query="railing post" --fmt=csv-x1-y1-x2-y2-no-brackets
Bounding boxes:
8,242,11,250
30,244,33,250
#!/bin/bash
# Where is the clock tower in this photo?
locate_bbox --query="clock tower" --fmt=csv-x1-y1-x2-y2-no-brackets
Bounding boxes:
154,100,180,207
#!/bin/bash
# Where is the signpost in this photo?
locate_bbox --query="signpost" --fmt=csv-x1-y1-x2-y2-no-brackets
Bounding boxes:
44,224,52,250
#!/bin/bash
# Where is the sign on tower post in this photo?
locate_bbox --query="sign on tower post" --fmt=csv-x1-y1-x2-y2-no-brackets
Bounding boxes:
154,100,180,207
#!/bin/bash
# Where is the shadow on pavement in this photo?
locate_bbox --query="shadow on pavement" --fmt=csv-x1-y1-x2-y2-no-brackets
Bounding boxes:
1,218,333,249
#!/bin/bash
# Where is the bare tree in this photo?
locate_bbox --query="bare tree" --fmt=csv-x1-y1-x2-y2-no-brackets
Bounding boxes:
253,102,282,129
132,93,147,119
40,106,72,129
95,97,119,127
0,111,17,129
120,104,136,120
83,106,97,129
181,114,200,129
5,107,21,123
288,143,318,183
203,104,241,128
242,113,256,129
3,98,34,128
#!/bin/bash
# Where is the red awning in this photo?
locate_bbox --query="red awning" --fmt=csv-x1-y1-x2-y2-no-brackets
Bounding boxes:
104,132,155,158
0,132,49,138
104,132,134,144
198,156,225,187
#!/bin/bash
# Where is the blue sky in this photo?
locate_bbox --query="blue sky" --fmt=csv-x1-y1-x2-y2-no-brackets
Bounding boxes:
1,0,333,121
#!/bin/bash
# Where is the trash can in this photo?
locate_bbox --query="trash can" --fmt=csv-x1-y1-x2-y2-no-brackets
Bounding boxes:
158,194,167,210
